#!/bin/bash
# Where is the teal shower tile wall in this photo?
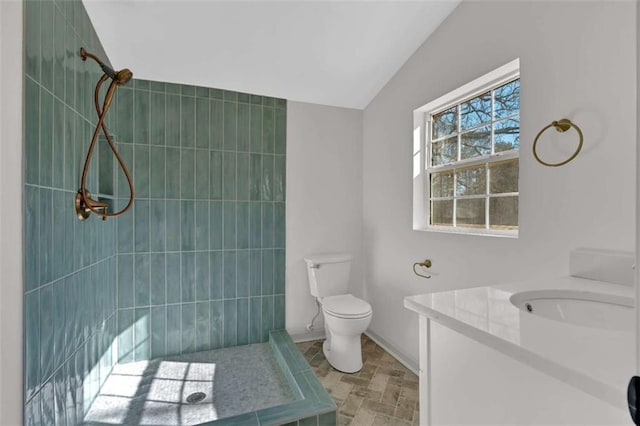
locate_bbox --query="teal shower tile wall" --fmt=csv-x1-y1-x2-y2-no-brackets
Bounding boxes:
24,1,118,424
25,2,287,424
114,80,287,362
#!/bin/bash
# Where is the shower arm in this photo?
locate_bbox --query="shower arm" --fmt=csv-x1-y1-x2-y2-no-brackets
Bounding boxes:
76,48,135,220
80,47,132,86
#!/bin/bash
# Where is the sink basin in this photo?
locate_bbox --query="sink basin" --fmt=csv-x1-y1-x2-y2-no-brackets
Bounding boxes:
509,289,634,331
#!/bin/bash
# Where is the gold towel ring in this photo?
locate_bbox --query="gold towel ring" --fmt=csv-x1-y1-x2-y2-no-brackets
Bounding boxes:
532,118,583,167
413,259,432,279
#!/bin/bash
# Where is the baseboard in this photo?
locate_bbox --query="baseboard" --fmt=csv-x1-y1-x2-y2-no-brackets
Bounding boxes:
289,328,419,375
365,330,419,375
288,329,326,343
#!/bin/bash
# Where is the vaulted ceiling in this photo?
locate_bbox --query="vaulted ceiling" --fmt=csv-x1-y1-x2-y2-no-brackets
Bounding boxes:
84,1,460,109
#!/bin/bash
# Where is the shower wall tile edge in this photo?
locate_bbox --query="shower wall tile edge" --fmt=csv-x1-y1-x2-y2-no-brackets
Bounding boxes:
24,0,118,424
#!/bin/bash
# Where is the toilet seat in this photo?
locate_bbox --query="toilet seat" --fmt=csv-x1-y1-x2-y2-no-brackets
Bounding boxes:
322,294,372,319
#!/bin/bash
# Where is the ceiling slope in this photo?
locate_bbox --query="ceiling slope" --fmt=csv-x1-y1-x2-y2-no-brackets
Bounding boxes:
84,0,460,109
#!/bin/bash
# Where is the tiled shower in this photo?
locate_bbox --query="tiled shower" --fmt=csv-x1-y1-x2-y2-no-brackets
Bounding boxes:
112,80,286,363
24,0,118,423
23,0,287,423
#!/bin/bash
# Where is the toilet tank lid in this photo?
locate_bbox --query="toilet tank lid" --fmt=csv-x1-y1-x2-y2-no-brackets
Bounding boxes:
304,253,352,266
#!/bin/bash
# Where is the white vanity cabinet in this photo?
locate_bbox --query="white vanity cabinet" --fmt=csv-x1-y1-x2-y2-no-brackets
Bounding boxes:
405,275,634,426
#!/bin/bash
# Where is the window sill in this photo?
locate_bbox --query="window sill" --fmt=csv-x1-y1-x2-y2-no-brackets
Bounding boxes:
414,225,518,238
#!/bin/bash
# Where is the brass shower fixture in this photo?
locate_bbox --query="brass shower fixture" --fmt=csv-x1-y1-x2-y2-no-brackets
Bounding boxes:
81,48,133,86
76,47,135,220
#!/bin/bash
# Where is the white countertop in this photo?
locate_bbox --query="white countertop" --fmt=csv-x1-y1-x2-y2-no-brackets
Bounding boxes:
404,276,635,409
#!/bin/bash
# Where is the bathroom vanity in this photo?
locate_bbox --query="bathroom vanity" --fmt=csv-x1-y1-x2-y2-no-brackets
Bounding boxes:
404,250,635,425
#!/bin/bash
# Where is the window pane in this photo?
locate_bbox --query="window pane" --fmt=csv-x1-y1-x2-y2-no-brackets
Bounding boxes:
489,159,518,194
461,91,491,130
490,196,518,229
461,125,491,159
432,107,457,139
494,117,519,152
431,136,457,166
456,198,485,228
456,165,486,196
494,79,520,119
430,171,454,198
431,200,453,226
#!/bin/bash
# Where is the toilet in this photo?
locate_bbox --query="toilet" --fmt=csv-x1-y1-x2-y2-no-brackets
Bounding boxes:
304,253,372,373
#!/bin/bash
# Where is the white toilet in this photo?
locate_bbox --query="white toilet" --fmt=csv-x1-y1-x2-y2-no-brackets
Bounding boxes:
304,253,372,373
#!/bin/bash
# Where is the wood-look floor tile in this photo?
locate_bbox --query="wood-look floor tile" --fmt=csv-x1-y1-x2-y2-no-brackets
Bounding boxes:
365,350,383,361
376,367,405,378
402,372,418,383
381,384,401,406
372,414,411,426
394,396,416,422
309,352,326,368
320,370,343,389
380,352,396,362
367,358,397,370
328,381,353,401
338,414,353,426
340,374,370,388
400,386,418,400
297,342,313,352
358,364,377,380
316,361,332,378
340,393,364,417
351,408,377,426
304,346,320,358
295,335,420,426
351,386,382,401
361,399,395,417
368,372,389,393
388,376,418,390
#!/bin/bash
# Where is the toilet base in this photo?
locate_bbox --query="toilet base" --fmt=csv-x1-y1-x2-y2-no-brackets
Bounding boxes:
323,333,364,373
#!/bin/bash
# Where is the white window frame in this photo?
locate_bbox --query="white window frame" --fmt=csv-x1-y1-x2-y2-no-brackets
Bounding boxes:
412,59,520,238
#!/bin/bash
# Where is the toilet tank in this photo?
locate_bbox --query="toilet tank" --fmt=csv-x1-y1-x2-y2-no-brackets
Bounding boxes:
304,253,352,298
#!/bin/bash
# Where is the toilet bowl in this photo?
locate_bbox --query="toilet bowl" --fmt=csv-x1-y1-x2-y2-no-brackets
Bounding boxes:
321,294,372,373
304,253,373,373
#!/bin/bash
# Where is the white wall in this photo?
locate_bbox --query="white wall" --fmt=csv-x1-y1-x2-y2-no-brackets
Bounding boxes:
363,1,636,368
0,0,23,423
286,101,363,339
637,0,640,375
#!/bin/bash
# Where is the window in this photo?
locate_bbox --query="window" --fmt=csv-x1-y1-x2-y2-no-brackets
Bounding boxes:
413,59,520,237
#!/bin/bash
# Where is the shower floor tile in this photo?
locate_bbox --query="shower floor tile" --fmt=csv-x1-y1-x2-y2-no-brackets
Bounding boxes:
84,343,295,425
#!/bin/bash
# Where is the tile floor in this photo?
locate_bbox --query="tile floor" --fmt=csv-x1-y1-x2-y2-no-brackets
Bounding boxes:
296,336,420,426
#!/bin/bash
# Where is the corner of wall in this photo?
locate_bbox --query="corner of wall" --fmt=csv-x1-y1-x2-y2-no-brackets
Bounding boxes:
0,2,24,424
285,101,365,336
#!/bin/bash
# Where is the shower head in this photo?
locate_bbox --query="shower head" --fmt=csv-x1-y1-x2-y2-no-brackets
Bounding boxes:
98,62,133,85
80,47,133,86
113,67,133,85
77,47,136,222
